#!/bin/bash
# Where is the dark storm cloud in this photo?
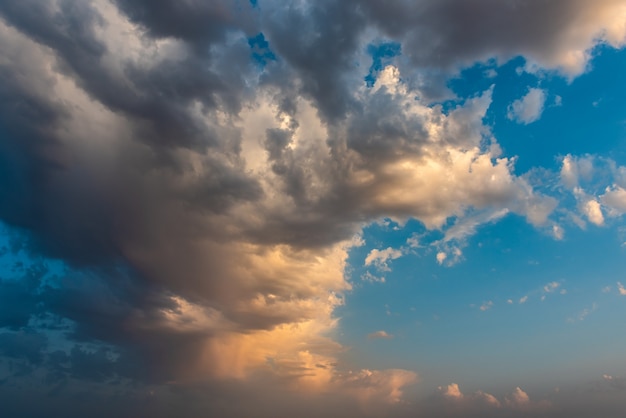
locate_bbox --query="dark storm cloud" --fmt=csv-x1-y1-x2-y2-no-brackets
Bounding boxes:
259,0,366,121
0,0,263,262
0,0,256,151
113,0,257,46
0,331,47,365
358,0,626,74
0,263,46,329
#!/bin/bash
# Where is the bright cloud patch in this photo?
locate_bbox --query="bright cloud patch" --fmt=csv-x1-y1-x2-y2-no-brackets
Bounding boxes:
368,330,394,340
365,247,403,271
507,88,546,124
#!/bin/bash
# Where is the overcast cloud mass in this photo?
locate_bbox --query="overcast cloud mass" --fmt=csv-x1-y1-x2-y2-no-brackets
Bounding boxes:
1,1,626,417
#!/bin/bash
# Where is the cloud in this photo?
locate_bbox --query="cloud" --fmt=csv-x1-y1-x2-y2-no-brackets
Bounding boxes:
436,247,464,267
360,0,626,82
543,282,561,293
364,247,403,271
552,224,565,240
559,155,626,228
617,282,626,296
602,374,626,390
479,301,494,311
361,271,386,284
505,387,530,407
582,198,605,226
435,382,553,415
367,330,394,340
568,303,598,322
507,88,547,124
439,383,465,400
601,186,626,216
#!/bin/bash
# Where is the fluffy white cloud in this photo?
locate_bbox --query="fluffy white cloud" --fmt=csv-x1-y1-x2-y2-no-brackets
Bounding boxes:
507,88,546,124
582,197,605,226
601,186,626,216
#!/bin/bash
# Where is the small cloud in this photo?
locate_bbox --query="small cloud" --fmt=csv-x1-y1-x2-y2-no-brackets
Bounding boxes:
568,303,598,322
361,271,385,283
435,247,463,266
507,299,513,304
582,198,605,226
406,234,421,248
479,301,494,311
602,373,626,390
368,330,394,340
618,282,626,296
439,383,463,400
519,296,529,304
560,155,579,189
365,247,403,271
507,88,546,124
505,387,530,407
552,224,564,240
602,286,612,293
437,383,501,408
554,95,562,106
543,281,560,293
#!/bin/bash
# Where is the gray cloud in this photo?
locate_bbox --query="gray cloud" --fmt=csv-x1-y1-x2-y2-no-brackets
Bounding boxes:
359,0,626,77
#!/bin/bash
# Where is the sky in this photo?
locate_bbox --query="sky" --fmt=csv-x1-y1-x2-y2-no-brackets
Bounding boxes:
1,1,626,417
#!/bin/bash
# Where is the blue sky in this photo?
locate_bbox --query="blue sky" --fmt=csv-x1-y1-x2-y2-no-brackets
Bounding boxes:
338,46,626,393
1,1,626,417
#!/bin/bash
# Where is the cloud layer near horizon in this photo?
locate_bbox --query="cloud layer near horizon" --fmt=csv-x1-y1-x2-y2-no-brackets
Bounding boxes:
1,0,626,416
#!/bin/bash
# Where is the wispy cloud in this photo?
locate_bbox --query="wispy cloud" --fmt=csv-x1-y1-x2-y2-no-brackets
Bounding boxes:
368,330,394,340
480,301,494,311
364,247,403,271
